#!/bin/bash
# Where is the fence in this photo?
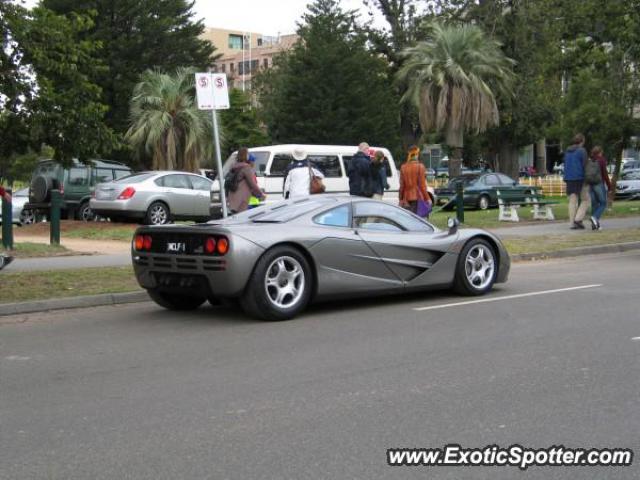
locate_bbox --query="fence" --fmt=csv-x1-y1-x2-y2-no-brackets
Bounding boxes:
427,174,567,196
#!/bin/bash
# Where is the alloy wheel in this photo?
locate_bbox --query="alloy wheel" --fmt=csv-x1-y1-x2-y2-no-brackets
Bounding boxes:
264,256,305,309
464,245,495,290
150,205,168,225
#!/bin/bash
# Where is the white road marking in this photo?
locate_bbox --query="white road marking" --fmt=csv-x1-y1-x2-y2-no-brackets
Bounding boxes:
632,337,640,341
413,284,603,311
4,356,31,361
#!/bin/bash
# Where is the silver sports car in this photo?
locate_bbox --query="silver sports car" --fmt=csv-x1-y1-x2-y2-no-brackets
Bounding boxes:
131,195,510,320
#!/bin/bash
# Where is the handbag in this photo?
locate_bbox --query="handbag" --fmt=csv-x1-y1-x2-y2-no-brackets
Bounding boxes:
415,165,432,217
308,163,325,194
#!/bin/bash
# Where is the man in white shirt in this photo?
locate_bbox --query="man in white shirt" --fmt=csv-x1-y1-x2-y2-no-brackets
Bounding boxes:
283,147,325,199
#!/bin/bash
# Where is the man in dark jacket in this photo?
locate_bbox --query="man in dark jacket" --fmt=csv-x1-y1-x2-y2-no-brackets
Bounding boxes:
348,142,373,197
563,133,591,229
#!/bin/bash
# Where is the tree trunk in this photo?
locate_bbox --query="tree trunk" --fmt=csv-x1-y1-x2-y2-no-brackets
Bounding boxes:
446,125,463,178
498,142,520,180
535,139,547,174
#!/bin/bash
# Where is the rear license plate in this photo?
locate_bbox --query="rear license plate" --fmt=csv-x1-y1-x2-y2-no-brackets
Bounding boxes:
166,242,186,253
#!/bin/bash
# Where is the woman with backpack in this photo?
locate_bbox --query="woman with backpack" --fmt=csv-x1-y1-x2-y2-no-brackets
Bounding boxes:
226,147,266,214
587,146,612,230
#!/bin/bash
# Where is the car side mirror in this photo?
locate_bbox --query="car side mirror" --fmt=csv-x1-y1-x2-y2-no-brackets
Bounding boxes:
447,217,460,235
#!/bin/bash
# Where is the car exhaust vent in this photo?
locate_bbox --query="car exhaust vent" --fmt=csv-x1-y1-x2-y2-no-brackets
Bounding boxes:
202,259,226,271
151,257,172,269
176,258,198,271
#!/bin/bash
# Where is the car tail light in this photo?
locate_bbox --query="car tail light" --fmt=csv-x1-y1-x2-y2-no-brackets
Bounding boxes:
117,186,136,200
134,234,144,250
134,234,152,251
216,237,229,255
204,237,216,254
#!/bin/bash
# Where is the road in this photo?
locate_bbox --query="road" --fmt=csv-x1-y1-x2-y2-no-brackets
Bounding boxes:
1,253,639,479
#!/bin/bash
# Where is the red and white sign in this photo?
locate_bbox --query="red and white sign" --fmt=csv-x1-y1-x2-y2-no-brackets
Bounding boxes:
195,73,229,110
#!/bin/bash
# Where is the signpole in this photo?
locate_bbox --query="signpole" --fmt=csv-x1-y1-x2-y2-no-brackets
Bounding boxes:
195,72,230,218
211,108,228,218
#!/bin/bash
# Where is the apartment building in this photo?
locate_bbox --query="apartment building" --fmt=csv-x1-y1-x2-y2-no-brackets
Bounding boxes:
201,27,298,91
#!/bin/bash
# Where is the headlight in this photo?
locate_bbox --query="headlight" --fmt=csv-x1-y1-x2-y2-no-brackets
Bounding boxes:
211,192,221,202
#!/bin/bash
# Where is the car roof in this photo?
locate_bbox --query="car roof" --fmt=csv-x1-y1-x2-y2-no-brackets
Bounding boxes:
36,158,131,169
246,144,393,156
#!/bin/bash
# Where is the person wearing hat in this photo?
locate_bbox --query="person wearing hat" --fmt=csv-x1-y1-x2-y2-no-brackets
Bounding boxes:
227,147,266,213
283,147,324,199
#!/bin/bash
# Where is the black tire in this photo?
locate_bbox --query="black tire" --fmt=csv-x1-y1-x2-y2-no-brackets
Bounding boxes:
77,201,96,222
477,194,490,210
453,238,497,296
31,176,52,203
147,289,206,310
145,202,170,225
241,246,313,321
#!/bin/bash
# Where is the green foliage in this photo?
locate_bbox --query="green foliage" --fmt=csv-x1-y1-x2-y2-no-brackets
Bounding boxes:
255,0,400,151
126,68,214,172
42,0,217,162
220,89,269,158
5,6,118,165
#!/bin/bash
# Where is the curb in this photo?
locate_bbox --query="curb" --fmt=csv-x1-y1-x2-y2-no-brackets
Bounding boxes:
0,291,149,317
511,241,640,262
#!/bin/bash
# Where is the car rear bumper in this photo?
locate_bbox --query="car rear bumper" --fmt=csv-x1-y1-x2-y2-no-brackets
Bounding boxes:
90,199,145,218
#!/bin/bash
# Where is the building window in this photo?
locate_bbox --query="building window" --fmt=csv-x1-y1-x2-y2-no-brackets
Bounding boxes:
228,34,243,50
257,38,263,46
263,58,269,69
251,59,259,72
221,64,226,73
230,62,234,72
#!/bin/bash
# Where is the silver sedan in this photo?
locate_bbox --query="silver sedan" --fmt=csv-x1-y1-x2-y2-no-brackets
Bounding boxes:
0,188,36,225
90,171,214,225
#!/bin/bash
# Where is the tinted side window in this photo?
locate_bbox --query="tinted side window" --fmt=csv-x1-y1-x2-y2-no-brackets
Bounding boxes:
353,201,433,232
308,155,341,177
270,154,293,177
68,167,89,186
314,205,350,227
190,175,212,191
484,174,501,186
162,174,191,189
95,168,113,184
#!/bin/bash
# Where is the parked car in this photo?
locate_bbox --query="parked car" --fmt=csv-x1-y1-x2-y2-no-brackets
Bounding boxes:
622,160,640,172
0,188,36,225
132,195,510,320
615,170,640,200
90,171,214,225
209,145,401,216
436,173,539,210
26,159,132,221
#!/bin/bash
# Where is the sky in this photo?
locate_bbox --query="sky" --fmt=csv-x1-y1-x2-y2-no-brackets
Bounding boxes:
21,0,387,36
193,0,387,36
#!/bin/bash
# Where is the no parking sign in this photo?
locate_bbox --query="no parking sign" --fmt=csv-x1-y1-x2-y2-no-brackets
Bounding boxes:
195,73,229,110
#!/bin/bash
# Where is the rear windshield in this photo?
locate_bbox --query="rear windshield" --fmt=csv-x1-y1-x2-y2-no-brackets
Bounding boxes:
113,173,155,184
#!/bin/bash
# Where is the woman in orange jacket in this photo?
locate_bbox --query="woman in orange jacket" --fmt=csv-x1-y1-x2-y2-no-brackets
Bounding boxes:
399,146,431,216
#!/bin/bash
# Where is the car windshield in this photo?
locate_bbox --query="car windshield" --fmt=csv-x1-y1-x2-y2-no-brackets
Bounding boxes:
449,176,478,187
112,173,155,184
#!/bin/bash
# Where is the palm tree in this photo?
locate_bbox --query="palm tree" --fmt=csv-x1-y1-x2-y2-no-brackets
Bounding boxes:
397,23,515,177
126,67,217,172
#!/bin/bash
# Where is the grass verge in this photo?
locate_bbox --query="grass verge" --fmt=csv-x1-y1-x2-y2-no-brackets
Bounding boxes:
503,228,640,255
429,198,640,230
63,225,137,242
0,242,72,258
0,266,141,304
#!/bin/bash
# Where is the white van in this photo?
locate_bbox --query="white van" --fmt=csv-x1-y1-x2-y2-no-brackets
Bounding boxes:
210,144,400,215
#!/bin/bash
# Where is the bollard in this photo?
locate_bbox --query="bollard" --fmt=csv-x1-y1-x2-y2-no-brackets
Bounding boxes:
455,182,465,223
50,189,62,245
1,188,13,249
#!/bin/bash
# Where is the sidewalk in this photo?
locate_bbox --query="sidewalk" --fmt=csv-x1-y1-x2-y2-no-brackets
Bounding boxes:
488,216,640,238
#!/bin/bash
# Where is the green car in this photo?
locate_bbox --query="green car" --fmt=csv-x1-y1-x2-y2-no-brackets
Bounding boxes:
436,173,539,210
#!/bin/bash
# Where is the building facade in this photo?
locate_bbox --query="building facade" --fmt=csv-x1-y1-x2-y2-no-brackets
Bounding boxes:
200,28,298,91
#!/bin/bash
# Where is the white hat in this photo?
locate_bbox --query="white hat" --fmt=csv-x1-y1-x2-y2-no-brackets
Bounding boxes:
292,147,307,161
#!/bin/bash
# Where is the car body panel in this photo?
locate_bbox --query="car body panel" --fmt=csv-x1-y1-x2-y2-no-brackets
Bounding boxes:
131,196,510,302
0,188,29,224
436,173,538,209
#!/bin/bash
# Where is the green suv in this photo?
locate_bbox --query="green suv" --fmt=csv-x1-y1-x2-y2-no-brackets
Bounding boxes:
27,159,132,221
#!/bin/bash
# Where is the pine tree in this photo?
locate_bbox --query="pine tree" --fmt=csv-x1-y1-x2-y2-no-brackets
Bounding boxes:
255,0,400,153
42,0,217,162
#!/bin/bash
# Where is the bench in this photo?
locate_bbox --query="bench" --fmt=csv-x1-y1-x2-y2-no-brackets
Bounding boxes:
496,189,557,222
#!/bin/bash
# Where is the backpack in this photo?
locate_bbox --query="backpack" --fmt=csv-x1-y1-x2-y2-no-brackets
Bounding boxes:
224,168,241,195
585,157,602,185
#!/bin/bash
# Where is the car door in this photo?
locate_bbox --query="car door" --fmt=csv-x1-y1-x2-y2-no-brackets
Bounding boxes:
188,174,213,217
352,201,457,286
308,203,402,295
158,174,194,216
65,166,90,203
